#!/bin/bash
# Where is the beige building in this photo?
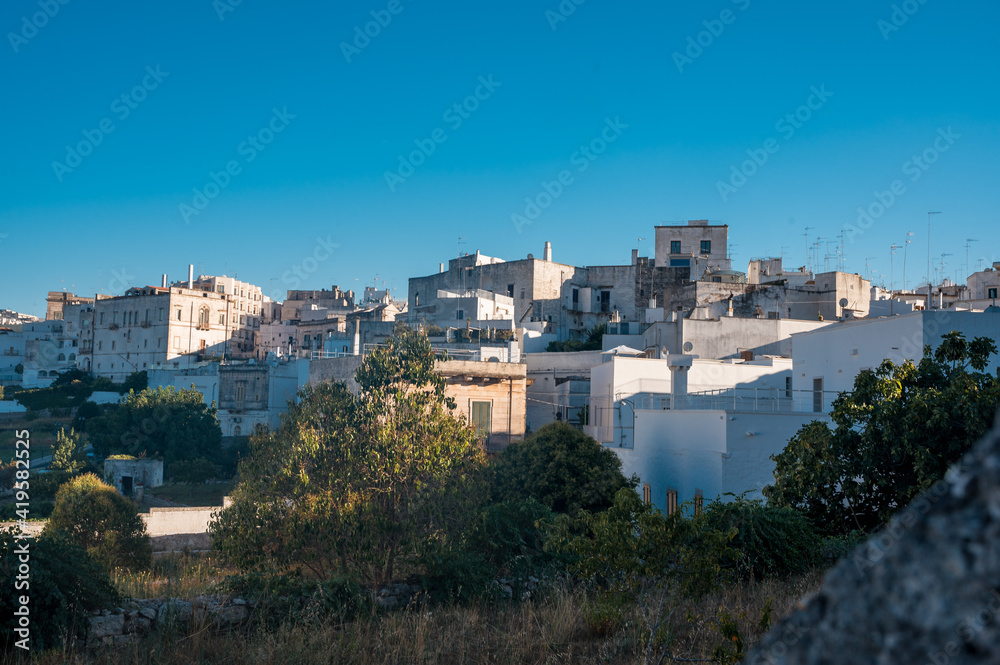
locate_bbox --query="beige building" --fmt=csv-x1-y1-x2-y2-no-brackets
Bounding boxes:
654,220,731,281
90,277,268,382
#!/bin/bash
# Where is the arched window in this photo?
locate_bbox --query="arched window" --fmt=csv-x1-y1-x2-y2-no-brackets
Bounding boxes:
233,425,242,437
199,307,210,326
57,353,66,361
69,353,76,361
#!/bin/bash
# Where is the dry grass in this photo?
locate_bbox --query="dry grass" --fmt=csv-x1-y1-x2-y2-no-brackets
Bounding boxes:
13,571,823,665
109,552,238,599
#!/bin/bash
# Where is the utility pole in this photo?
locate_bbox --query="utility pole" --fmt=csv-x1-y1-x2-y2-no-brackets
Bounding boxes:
903,231,913,291
927,211,941,309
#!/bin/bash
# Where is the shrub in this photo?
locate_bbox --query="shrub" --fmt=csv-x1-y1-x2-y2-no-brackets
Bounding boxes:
0,528,118,652
50,427,86,473
702,493,821,579
121,370,148,395
168,457,218,484
466,498,557,576
43,473,152,571
74,400,102,431
219,571,366,627
491,422,637,516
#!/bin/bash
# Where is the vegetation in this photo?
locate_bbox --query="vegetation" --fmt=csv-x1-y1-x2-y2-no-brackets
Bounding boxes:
146,481,235,507
765,331,1000,535
0,528,118,652
49,427,86,472
546,324,606,352
166,457,219,485
43,473,152,571
702,493,821,579
89,385,222,465
491,422,637,516
212,326,487,585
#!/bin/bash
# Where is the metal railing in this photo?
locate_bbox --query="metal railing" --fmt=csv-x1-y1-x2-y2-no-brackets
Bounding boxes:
633,387,842,414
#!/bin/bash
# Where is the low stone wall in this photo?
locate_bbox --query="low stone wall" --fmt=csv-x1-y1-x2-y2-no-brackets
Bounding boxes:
87,596,250,648
141,505,222,538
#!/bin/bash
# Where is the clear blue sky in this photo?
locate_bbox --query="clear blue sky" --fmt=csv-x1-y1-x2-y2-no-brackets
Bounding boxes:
2,0,998,317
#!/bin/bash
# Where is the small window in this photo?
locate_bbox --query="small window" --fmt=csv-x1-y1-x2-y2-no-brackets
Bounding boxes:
670,240,681,254
785,377,792,399
219,313,226,325
174,336,181,349
989,287,998,300
471,401,492,437
176,309,182,321
700,240,711,254
507,284,515,298
457,309,465,320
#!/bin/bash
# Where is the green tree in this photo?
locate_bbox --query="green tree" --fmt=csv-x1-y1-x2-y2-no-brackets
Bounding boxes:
49,427,86,473
212,326,487,585
89,385,222,465
556,489,733,665
43,473,152,571
491,422,637,516
1,528,118,652
121,370,148,394
765,331,1000,535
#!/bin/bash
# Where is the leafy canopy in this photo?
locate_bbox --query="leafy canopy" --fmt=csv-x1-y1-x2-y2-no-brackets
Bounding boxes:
43,473,152,571
89,385,222,465
491,422,638,516
764,331,1000,535
212,325,487,585
49,427,86,473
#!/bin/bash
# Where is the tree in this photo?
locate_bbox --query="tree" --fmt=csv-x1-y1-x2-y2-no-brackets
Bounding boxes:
765,331,1000,535
556,489,733,665
121,370,148,394
49,427,86,473
212,326,487,585
1,528,118,652
43,473,152,571
88,385,222,465
546,324,606,352
491,422,638,516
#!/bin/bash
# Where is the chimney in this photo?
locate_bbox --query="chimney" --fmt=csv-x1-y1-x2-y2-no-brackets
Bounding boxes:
439,263,445,274
667,355,692,409
352,319,361,356
543,241,552,262
161,274,168,288
187,265,194,289
631,249,638,266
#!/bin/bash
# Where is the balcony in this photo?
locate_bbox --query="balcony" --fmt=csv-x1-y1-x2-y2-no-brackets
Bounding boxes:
633,387,841,415
140,320,151,328
108,323,119,330
196,322,211,331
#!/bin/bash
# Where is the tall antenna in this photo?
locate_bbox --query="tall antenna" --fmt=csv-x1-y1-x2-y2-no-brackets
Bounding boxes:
457,237,467,257
965,239,978,280
803,226,814,272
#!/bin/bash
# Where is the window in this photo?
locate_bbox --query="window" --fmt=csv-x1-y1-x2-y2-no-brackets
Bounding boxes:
507,284,515,298
111,341,116,351
693,491,703,516
470,401,492,437
600,290,611,313
219,313,226,325
642,483,651,505
700,240,711,254
572,288,579,308
813,377,824,413
176,309,182,321
174,336,181,349
99,313,104,324
98,341,102,350
456,309,465,320
57,353,65,361
785,376,792,399
159,308,164,321
989,287,998,300
235,382,246,409
144,340,148,348
670,240,681,254
113,312,118,324
665,489,678,516
199,308,209,326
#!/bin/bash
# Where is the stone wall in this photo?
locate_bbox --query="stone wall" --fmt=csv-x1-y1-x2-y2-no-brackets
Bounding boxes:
86,596,250,648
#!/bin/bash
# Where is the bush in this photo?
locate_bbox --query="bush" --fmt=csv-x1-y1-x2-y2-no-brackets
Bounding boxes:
167,457,218,484
121,370,148,395
219,572,366,627
74,400,102,431
466,498,557,576
491,422,637,516
43,473,152,571
0,528,118,652
702,494,821,579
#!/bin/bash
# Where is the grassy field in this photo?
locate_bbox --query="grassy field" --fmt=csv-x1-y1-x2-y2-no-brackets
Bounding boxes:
16,564,822,665
146,481,235,507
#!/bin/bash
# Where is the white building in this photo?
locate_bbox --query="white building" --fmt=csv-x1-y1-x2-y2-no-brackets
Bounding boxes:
791,309,1000,396
21,320,78,387
0,327,26,386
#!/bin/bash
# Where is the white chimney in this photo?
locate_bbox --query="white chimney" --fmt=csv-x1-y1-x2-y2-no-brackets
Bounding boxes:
544,241,552,262
161,274,168,288
187,265,194,289
439,263,445,273
667,355,693,409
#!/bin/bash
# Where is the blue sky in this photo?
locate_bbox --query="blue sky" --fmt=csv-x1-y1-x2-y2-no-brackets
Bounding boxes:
1,0,998,317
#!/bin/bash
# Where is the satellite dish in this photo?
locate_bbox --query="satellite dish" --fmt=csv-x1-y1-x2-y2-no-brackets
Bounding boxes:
839,298,849,307
682,341,694,352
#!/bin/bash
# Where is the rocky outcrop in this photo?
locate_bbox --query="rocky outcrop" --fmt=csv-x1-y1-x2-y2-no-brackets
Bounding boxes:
744,416,1000,664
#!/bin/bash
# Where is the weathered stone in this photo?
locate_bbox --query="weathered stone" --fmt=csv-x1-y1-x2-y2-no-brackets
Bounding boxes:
89,614,124,639
112,634,136,646
212,604,248,626
744,416,1000,665
232,598,246,606
138,606,157,622
157,599,193,625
